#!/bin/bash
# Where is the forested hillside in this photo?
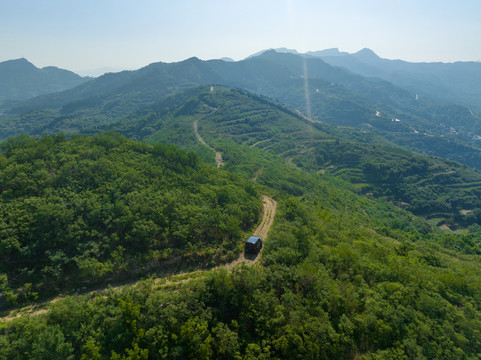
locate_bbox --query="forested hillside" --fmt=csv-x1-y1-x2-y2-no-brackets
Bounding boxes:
0,58,88,101
103,86,481,230
3,52,481,359
2,131,481,358
0,133,260,305
2,51,481,171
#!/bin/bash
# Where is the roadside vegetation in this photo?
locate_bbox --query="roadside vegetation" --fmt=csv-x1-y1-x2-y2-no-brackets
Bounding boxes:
2,81,481,358
0,133,261,306
2,131,481,358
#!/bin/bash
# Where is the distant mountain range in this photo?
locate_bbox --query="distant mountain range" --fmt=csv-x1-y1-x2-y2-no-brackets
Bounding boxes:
261,47,481,112
0,58,89,101
2,50,481,172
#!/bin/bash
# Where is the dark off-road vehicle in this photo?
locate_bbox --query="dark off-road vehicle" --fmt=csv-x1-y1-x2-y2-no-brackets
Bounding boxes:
244,236,263,253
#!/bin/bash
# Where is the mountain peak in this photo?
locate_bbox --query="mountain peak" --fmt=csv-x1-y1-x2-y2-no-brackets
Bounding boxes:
13,57,31,63
184,56,201,62
1,58,37,71
246,48,300,60
273,47,300,55
245,49,275,59
353,48,380,61
0,58,87,101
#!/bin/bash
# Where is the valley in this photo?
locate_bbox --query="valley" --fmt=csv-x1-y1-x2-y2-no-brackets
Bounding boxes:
2,50,481,358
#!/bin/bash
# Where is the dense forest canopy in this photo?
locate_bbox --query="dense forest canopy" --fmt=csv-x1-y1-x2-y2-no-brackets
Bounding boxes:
2,139,481,358
2,51,481,359
0,133,261,305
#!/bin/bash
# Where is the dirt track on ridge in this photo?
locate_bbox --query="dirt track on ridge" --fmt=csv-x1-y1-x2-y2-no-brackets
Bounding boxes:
1,120,277,320
1,195,277,321
193,119,224,167
223,195,277,268
254,196,276,239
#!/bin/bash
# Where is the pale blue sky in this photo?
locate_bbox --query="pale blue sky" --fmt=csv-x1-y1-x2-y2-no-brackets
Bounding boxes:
1,0,480,75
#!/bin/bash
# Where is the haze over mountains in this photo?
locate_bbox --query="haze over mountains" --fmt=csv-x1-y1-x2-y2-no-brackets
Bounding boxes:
2,48,481,226
251,47,481,112
305,48,481,112
4,48,481,358
3,47,481,109
2,48,481,169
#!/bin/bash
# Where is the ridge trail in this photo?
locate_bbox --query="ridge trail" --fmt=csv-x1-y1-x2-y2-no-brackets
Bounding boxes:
193,118,224,167
1,196,277,321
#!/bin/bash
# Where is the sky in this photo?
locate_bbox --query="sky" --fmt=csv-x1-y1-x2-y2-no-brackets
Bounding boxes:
1,0,480,76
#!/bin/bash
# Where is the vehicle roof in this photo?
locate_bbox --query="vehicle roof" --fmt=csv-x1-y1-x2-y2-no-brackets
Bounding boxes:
246,236,261,243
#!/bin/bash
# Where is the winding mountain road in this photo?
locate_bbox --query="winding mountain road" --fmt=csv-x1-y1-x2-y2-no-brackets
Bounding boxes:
1,195,277,320
1,120,278,320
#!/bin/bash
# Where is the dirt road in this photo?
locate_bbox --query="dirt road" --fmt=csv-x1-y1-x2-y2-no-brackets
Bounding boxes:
193,119,224,167
1,196,277,321
223,195,277,268
254,195,277,239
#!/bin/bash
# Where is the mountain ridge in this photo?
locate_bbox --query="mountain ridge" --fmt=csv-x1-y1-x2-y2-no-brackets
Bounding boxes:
2,50,481,172
304,47,481,111
4,51,481,359
0,58,89,101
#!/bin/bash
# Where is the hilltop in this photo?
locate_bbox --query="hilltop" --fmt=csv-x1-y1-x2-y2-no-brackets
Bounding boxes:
0,58,88,102
0,133,261,306
105,85,481,229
